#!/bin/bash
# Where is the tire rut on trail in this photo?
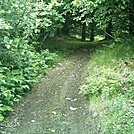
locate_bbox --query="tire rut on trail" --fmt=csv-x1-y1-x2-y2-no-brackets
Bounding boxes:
0,50,101,134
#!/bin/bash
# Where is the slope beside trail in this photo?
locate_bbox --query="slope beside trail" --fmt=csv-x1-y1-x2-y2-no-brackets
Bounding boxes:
0,50,101,134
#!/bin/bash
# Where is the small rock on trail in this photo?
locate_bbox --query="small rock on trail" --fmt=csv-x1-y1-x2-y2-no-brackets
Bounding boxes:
0,50,101,134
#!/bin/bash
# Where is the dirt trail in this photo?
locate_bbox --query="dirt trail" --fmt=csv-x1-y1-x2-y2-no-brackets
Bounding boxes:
0,50,101,134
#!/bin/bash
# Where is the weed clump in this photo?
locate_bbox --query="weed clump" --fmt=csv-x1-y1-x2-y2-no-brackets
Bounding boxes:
80,38,134,134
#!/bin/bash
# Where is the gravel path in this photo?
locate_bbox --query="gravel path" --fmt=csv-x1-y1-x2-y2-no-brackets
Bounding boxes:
0,50,101,134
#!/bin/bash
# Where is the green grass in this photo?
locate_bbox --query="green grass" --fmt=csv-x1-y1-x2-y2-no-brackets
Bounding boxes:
71,34,105,42
89,41,134,68
36,36,99,55
80,38,134,134
94,35,105,41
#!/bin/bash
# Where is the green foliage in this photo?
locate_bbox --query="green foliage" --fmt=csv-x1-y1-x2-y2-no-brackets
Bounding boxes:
101,96,134,134
0,0,64,40
80,68,134,99
68,0,133,38
0,0,61,121
42,36,97,54
0,46,57,121
80,38,134,133
80,68,120,97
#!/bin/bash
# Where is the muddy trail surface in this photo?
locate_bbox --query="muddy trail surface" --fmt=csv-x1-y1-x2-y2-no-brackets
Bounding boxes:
0,50,101,134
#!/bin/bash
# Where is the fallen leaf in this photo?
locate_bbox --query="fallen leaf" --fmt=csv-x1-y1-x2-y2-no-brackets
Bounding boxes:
69,106,78,111
92,112,98,118
73,98,77,101
51,129,55,132
52,111,56,115
66,97,71,100
31,120,35,123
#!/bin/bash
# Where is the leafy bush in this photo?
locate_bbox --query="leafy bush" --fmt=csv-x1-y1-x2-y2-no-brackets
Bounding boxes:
0,44,57,121
80,39,134,133
0,0,63,121
80,68,134,99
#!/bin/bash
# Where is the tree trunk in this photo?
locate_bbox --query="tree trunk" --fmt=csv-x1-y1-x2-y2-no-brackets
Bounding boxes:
81,22,86,41
90,22,95,41
57,28,61,37
81,15,86,41
105,19,113,40
129,0,134,35
62,12,70,36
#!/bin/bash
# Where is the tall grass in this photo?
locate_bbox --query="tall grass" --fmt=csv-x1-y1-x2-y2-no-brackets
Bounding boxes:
80,38,134,134
89,41,134,68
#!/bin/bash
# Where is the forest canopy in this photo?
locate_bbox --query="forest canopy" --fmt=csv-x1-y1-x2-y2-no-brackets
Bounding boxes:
1,0,133,43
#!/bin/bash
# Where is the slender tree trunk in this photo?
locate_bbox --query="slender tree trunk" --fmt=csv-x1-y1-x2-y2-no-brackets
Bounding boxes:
62,12,70,36
129,0,134,35
81,22,86,41
57,28,61,37
105,19,113,40
90,22,95,41
81,16,86,41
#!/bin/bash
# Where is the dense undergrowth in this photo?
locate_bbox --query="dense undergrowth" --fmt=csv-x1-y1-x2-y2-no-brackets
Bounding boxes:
0,0,63,121
80,38,134,134
0,43,58,121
